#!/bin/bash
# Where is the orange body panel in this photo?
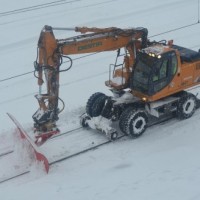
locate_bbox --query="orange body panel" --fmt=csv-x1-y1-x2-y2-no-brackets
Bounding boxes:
61,36,133,55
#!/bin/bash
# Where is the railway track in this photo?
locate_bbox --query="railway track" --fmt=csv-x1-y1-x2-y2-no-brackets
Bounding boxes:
0,126,125,184
0,113,177,185
0,150,14,158
0,127,83,159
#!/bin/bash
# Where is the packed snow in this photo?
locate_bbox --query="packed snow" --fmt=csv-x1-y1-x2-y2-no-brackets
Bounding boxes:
1,0,200,199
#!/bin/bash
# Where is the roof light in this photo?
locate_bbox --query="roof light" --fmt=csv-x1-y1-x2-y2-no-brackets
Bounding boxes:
142,97,147,102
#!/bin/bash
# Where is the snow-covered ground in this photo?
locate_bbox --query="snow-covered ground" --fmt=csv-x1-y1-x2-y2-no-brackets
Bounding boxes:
1,0,200,199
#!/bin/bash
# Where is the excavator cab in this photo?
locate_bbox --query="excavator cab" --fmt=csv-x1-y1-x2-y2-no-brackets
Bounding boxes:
131,45,178,97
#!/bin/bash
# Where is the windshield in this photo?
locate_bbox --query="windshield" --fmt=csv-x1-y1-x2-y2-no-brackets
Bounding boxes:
133,60,151,85
132,51,177,96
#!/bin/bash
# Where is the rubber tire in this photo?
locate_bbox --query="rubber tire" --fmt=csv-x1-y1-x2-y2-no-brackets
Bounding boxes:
177,92,196,119
91,95,108,117
101,97,113,119
127,110,148,138
119,107,134,134
86,92,105,117
80,113,90,127
110,131,118,141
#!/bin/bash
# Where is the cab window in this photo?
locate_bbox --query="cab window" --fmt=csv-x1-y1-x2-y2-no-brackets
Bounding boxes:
152,58,169,92
153,59,168,82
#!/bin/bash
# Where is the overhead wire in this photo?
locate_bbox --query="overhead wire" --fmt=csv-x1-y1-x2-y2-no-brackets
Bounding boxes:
0,22,200,105
0,0,81,17
149,22,199,38
0,0,116,18
0,21,199,83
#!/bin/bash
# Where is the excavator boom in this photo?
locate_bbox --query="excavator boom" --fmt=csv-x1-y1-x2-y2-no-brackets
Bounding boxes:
32,25,148,134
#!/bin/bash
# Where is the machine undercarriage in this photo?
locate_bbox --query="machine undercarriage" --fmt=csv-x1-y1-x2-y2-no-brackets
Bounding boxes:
80,87,200,140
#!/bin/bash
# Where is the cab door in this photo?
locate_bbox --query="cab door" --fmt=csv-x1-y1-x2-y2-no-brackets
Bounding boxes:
167,51,181,93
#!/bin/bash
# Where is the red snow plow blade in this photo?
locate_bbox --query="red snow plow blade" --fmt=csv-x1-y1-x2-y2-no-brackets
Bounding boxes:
7,113,49,173
35,129,60,146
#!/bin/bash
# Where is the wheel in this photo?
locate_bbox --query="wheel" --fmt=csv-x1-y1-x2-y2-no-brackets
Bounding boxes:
177,92,196,119
86,92,105,117
101,97,113,119
80,113,90,127
126,110,148,137
109,131,118,141
91,95,108,117
119,107,134,134
111,106,122,121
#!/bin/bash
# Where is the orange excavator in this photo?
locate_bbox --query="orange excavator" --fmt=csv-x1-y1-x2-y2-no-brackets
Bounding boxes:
33,25,200,143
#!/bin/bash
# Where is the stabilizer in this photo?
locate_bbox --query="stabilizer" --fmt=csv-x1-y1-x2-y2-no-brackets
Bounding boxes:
7,113,49,173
